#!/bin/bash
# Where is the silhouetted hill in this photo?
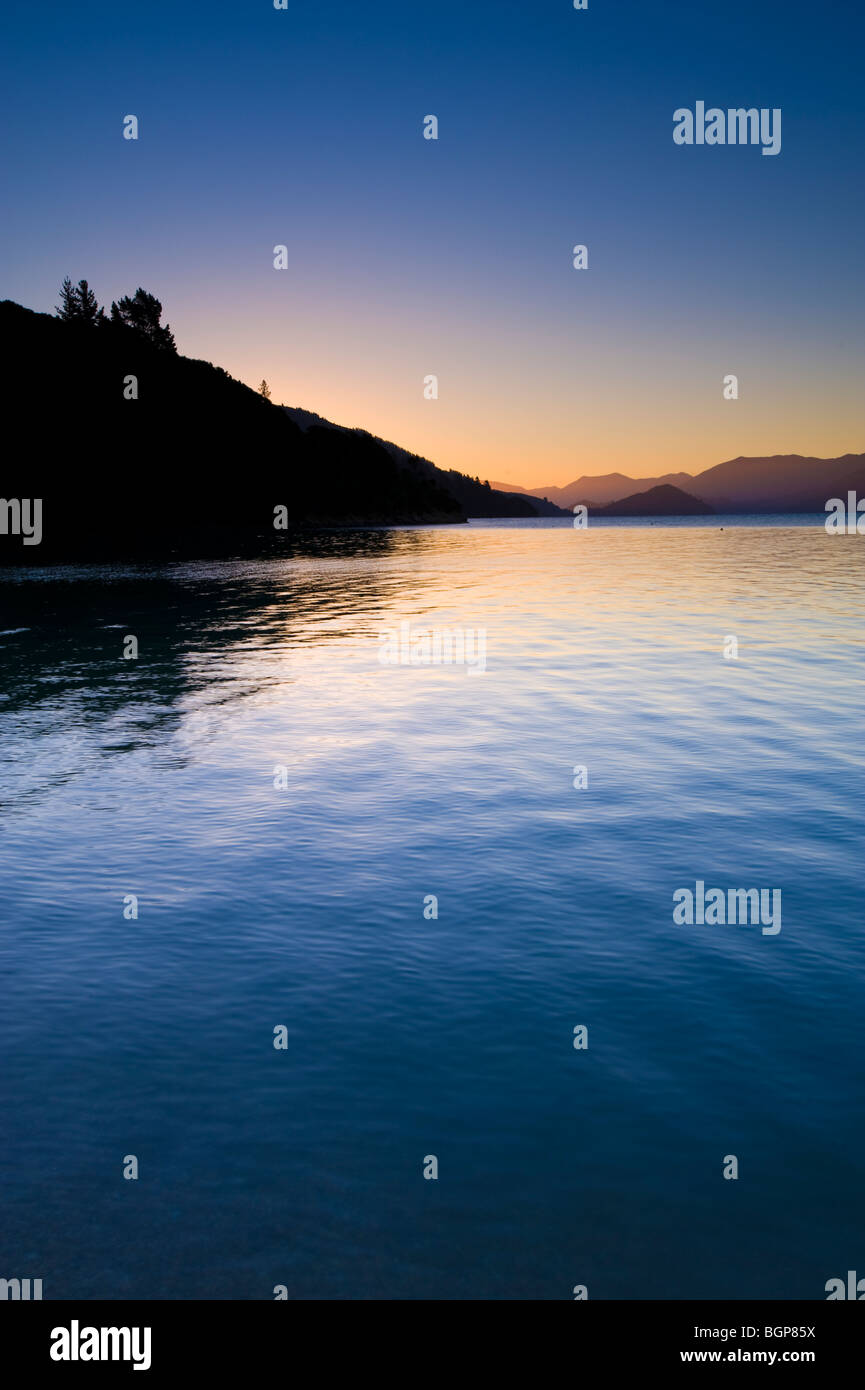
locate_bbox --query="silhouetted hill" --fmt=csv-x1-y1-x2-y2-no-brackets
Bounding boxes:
493,472,694,508
282,408,568,518
686,454,865,512
594,484,714,517
0,300,466,563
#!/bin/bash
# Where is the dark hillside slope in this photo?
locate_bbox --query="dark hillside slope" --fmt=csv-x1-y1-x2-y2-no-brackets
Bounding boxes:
0,301,463,563
282,407,567,518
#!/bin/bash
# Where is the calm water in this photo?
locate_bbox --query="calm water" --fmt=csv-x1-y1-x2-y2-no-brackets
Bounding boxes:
1,517,863,1300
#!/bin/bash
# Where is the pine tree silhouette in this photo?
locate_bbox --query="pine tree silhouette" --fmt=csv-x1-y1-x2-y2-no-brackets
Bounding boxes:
76,280,102,325
110,288,176,351
56,277,77,320
56,277,103,323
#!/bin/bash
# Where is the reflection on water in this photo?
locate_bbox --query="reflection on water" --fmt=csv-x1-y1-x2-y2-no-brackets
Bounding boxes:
0,519,863,1299
0,530,412,804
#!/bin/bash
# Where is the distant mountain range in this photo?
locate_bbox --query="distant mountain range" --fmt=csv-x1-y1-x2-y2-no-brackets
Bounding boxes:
493,454,865,513
493,471,694,508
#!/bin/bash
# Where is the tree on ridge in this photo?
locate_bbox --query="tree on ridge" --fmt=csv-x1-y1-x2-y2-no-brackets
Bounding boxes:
56,277,103,325
110,288,176,351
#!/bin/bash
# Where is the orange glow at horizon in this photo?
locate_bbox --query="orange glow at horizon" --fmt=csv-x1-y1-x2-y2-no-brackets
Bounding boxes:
175,290,865,492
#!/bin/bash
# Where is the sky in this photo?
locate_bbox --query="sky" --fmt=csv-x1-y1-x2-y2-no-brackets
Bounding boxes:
2,0,864,487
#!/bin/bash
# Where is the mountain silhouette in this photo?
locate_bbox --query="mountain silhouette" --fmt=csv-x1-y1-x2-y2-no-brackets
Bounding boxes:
492,472,694,508
0,300,562,563
593,484,714,517
685,454,865,512
282,407,566,518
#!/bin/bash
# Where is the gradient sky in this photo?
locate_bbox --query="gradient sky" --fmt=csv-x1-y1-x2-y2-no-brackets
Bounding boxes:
2,0,863,486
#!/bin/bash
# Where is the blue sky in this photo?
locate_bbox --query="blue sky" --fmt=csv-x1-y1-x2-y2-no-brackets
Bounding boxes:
2,0,863,482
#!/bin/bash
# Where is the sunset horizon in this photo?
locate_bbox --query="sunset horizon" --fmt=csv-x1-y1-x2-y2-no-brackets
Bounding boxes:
4,0,863,490
12,272,864,490
2,0,864,1348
